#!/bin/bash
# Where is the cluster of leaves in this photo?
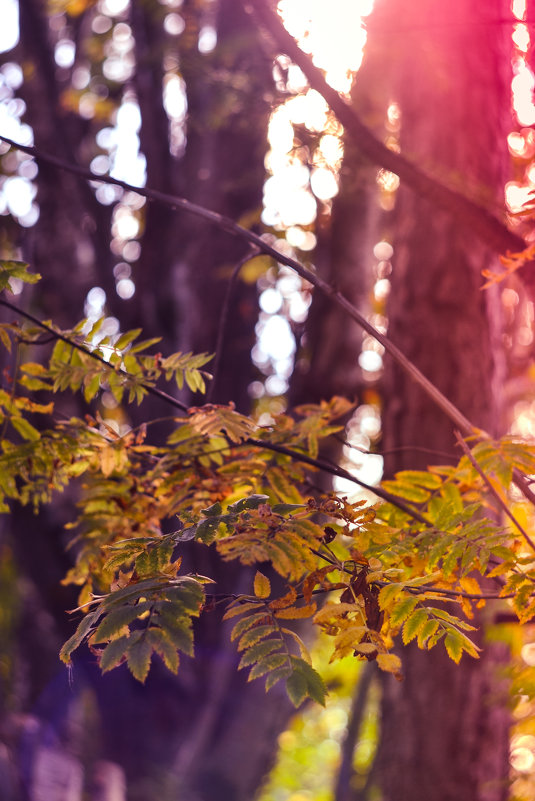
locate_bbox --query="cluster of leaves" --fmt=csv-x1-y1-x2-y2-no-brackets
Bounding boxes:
2,262,535,706
20,317,212,405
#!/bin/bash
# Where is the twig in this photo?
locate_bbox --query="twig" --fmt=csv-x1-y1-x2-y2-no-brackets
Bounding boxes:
246,437,431,524
0,296,189,413
3,290,529,547
207,246,260,403
513,468,535,507
334,433,457,462
0,133,476,437
0,293,433,521
454,431,535,552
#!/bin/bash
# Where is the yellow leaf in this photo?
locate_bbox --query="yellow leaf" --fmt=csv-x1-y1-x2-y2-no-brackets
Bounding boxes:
269,587,298,611
275,603,316,619
100,445,116,477
353,642,377,654
459,575,481,595
254,571,271,599
376,652,403,679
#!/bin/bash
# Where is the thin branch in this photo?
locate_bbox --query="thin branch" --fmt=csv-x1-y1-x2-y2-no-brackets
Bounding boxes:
513,468,535,507
0,296,189,413
334,434,457,462
0,134,476,437
246,436,431,524
0,293,433,521
207,579,515,605
246,0,527,259
4,287,529,556
455,431,535,552
207,245,260,403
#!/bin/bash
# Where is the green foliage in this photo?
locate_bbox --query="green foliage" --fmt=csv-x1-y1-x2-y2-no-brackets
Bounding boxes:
60,576,204,681
224,594,326,706
2,273,535,704
0,260,41,292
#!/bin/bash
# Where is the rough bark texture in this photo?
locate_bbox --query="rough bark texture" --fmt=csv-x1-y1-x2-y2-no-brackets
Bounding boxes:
370,0,511,799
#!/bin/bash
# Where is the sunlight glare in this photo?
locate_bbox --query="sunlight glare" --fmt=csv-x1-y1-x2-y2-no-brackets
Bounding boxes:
505,181,533,213
0,0,19,53
512,59,535,126
55,39,76,69
310,167,338,200
257,315,296,361
278,0,373,93
512,23,530,53
110,99,146,186
512,0,527,20
101,0,130,17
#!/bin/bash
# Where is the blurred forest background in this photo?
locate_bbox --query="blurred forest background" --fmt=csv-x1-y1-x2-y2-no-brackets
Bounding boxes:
1,0,535,800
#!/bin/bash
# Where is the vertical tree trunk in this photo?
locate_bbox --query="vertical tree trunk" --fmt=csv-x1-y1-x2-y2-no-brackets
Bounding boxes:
370,1,511,798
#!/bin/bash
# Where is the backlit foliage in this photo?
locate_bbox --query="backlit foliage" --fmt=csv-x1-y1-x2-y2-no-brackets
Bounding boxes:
3,261,535,707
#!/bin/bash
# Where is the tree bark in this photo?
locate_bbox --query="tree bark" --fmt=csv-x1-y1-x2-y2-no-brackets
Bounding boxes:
370,1,511,798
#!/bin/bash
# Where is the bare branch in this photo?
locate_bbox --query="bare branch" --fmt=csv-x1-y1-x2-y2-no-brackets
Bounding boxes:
0,296,189,413
0,133,476,436
207,246,260,403
246,437,431,523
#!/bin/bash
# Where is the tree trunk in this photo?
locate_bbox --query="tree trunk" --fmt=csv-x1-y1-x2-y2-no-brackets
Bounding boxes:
369,0,511,798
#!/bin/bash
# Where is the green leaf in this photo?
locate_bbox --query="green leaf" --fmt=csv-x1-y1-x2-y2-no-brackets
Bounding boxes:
239,639,282,668
394,470,443,489
92,601,153,643
228,495,269,513
114,328,142,351
417,619,440,648
223,601,264,620
247,652,288,681
100,635,131,672
402,608,429,644
59,610,102,664
381,479,430,503
127,636,153,682
238,625,275,651
202,501,223,517
128,337,162,354
296,659,327,705
254,570,271,599
10,417,41,442
378,583,403,611
265,664,292,692
390,596,419,628
83,373,101,403
230,612,269,642
0,260,41,292
146,627,180,673
271,503,307,515
285,669,308,707
444,630,464,663
155,607,194,656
